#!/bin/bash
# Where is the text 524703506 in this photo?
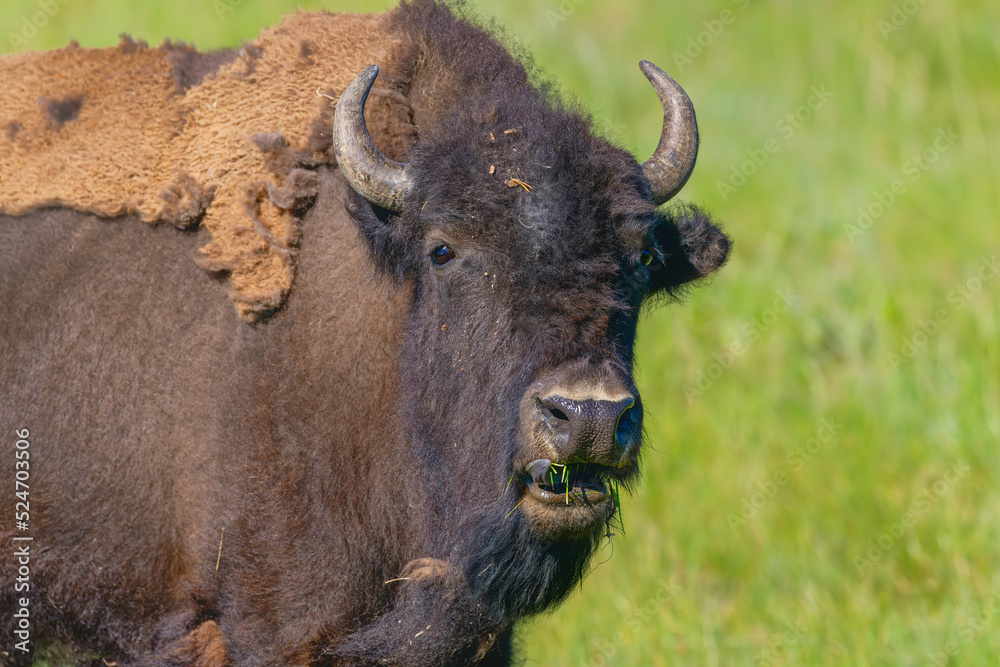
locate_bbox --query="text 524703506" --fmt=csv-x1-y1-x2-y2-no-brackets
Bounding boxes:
15,429,30,529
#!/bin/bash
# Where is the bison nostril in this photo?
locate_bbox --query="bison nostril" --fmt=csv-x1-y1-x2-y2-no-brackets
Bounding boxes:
542,406,569,422
539,401,572,437
615,403,638,446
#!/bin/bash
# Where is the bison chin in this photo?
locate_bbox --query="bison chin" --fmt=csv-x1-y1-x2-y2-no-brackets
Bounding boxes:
520,492,614,541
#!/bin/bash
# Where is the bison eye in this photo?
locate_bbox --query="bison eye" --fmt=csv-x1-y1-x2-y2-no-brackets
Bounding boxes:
431,245,456,265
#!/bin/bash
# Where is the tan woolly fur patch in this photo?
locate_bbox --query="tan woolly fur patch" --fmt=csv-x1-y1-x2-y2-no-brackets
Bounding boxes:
0,11,418,320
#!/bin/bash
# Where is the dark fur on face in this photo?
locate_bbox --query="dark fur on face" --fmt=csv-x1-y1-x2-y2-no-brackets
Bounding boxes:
340,2,730,650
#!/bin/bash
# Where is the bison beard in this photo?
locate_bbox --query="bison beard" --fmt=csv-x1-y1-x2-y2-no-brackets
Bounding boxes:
0,0,730,665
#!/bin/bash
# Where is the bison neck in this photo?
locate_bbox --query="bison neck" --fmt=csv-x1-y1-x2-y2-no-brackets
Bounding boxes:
213,167,422,644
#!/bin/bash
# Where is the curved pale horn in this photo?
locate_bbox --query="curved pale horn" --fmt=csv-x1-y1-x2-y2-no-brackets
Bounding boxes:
638,60,699,206
332,65,412,212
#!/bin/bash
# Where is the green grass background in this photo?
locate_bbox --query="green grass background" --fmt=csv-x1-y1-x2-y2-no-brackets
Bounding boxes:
3,0,997,665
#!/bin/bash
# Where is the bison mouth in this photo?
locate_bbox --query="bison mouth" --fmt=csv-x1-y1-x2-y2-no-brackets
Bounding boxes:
523,461,612,506
516,459,620,540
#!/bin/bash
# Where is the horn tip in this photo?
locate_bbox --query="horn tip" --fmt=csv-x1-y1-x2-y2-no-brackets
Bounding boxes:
638,60,676,86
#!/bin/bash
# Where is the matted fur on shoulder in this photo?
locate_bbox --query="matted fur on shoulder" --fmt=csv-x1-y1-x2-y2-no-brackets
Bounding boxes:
0,10,419,320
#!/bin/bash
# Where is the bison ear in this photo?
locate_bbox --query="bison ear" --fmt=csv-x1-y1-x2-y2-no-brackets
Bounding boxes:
345,188,416,283
650,204,731,292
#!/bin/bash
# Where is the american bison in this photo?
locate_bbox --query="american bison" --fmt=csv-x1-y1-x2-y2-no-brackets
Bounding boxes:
0,1,729,664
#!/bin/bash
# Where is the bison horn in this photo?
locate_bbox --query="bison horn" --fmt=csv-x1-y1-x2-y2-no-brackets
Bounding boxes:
332,65,412,212
638,60,699,206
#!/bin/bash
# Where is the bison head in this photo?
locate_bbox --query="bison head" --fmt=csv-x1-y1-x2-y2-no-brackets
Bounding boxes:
333,61,729,619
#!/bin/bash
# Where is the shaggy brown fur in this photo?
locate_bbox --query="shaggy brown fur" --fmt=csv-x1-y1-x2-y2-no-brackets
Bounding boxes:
0,12,418,320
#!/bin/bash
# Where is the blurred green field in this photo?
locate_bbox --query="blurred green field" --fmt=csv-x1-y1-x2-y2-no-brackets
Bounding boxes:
3,0,998,665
